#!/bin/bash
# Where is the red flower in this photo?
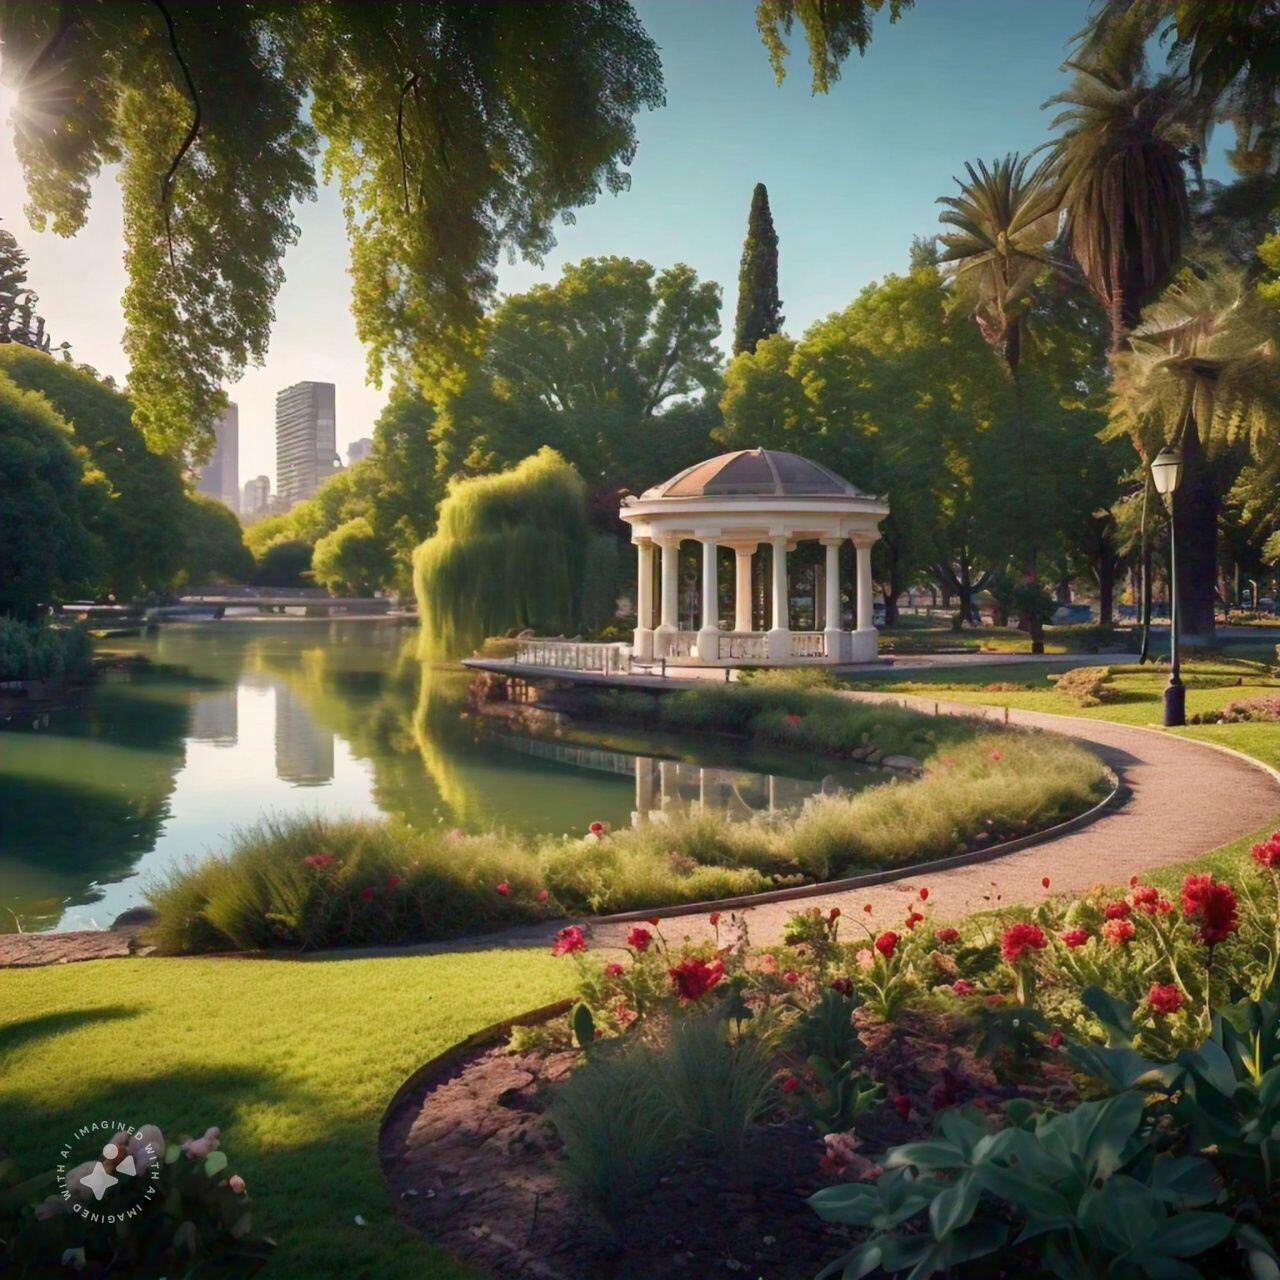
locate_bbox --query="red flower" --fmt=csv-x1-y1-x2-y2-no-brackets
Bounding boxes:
829,907,841,921
951,979,975,996
935,926,960,944
1252,832,1280,870
1156,897,1174,913
891,1094,911,1119
604,962,625,978
303,852,336,868
551,925,587,956
918,887,929,902
874,930,899,958
1181,874,1239,946
626,926,652,952
1102,918,1135,945
1000,922,1047,964
785,713,802,725
709,912,721,927
669,956,725,1002
537,888,550,902
780,1075,801,1093
495,881,510,896
905,910,924,931
1130,884,1160,913
1041,876,1051,889
1103,899,1131,920
830,977,854,995
863,903,873,914
782,970,800,984
360,886,375,902
1147,983,1185,1015
989,749,1002,762
588,820,605,836
386,873,402,889
1060,927,1090,949
1130,875,1140,888
647,917,661,927
1048,1029,1063,1049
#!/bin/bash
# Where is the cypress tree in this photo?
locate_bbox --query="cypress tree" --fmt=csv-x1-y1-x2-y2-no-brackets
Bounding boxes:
733,183,784,355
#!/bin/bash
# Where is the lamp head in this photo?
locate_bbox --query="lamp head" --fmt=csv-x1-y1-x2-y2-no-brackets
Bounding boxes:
1151,447,1183,497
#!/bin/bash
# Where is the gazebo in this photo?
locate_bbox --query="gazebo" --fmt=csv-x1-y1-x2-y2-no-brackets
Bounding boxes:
619,448,889,665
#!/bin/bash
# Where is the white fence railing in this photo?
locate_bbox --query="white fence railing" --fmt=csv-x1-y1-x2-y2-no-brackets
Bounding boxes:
717,631,769,661
664,632,697,658
790,632,828,658
515,640,631,674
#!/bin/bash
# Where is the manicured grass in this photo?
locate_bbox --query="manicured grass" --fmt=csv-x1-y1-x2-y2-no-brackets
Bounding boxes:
877,619,1121,655
0,951,569,1279
846,657,1280,770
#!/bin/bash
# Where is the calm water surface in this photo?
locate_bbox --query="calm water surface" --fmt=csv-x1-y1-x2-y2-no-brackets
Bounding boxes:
0,622,883,933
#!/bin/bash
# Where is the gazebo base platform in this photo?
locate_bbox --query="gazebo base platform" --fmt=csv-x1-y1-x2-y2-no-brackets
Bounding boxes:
637,628,878,666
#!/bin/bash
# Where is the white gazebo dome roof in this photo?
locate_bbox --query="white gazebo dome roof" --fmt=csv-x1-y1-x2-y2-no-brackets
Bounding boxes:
641,448,869,501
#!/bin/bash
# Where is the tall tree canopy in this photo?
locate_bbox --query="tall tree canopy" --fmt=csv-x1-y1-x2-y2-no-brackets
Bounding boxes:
734,182,784,355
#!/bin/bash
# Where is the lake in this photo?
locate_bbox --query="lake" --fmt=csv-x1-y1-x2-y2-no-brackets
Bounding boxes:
0,622,885,933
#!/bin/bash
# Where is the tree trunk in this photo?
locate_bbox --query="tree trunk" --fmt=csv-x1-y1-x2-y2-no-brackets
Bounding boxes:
1098,555,1115,626
1173,420,1219,641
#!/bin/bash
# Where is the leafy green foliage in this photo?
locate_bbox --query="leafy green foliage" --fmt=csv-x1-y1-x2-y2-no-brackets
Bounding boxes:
311,516,391,596
183,494,254,586
0,618,91,682
251,539,312,589
734,182,784,355
756,0,914,92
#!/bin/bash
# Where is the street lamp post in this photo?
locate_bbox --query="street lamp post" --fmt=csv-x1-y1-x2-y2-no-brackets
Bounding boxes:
1150,447,1185,727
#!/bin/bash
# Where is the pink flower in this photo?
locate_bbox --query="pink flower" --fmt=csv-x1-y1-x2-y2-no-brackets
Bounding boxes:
1251,832,1280,870
537,888,550,902
935,926,960,944
669,956,725,1002
551,925,587,957
604,962,625,978
386,873,402,889
495,881,510,896
758,952,780,974
360,886,375,903
874,931,899,958
989,749,1002,762
1102,918,1135,945
626,926,652,952
951,979,975,996
1000,923,1047,964
782,970,800,985
1147,983,1185,1015
1181,874,1239,946
1048,1029,1063,1049
1060,927,1090,949
228,1174,246,1194
1103,899,1131,920
855,948,875,971
303,852,336,868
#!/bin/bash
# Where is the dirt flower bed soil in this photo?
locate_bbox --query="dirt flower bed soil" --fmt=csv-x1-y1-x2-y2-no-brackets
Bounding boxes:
380,1008,1077,1280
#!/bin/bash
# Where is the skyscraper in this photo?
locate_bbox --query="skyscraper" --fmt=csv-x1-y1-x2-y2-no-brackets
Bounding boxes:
347,436,373,464
195,403,240,510
242,474,271,517
275,381,340,508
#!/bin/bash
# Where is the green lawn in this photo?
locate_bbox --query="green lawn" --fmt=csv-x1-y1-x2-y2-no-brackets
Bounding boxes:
0,951,569,1278
846,656,1280,771
878,618,1119,655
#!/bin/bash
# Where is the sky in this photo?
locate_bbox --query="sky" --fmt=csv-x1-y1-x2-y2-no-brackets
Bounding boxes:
0,0,1144,488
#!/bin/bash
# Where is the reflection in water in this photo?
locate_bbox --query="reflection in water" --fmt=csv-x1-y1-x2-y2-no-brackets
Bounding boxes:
0,623,885,934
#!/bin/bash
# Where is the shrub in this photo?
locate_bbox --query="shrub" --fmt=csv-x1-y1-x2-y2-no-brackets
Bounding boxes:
0,618,91,682
1190,695,1280,724
1051,664,1116,706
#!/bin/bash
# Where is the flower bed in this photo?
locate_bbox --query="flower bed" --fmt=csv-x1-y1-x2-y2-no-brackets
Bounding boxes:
146,682,1109,954
382,833,1280,1279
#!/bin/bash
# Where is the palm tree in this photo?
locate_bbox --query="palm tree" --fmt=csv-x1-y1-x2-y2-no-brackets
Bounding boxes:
1108,264,1280,638
1045,34,1196,350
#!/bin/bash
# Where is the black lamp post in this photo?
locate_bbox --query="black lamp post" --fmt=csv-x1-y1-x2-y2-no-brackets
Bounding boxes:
1151,446,1185,727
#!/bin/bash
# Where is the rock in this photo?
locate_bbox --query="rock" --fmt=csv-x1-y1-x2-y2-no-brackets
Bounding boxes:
864,749,884,765
881,754,923,772
110,906,158,931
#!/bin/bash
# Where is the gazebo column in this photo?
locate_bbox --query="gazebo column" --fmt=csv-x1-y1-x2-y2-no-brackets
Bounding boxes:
634,538,654,660
696,537,719,661
732,543,756,631
767,536,790,661
655,536,680,656
851,533,878,662
821,538,844,662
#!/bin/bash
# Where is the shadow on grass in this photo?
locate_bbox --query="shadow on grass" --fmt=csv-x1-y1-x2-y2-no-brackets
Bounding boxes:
0,1005,141,1061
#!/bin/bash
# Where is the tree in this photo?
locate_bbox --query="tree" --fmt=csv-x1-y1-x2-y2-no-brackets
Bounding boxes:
0,345,190,598
734,183,784,355
312,517,391,596
182,494,253,585
1108,263,1280,638
432,256,722,493
1,3,877,460
0,219,58,352
0,371,99,618
253,539,313,589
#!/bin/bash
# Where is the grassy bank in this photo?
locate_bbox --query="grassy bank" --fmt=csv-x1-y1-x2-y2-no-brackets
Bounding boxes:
147,681,1110,953
0,951,566,1279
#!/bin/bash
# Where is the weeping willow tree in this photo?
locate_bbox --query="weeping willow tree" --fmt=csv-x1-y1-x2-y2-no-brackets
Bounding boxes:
414,448,615,657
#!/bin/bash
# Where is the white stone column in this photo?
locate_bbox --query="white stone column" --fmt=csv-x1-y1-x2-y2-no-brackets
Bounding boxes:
696,537,719,661
634,538,654,660
655,536,680,655
733,545,755,632
852,534,878,662
767,536,790,661
822,538,843,662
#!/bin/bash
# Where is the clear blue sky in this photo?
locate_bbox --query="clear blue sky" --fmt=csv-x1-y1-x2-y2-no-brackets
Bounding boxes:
1,0,1143,484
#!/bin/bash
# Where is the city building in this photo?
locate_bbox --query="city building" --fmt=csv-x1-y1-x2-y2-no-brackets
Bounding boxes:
242,474,271,518
195,403,240,510
347,436,374,464
274,684,334,786
275,381,340,509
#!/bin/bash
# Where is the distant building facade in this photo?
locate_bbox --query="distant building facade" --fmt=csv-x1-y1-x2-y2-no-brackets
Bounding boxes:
275,381,340,509
347,436,374,464
196,404,240,510
242,474,271,517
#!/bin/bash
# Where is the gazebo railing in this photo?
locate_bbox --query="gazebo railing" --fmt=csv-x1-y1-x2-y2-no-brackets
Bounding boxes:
664,632,697,659
790,632,828,658
515,639,631,674
717,631,769,661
